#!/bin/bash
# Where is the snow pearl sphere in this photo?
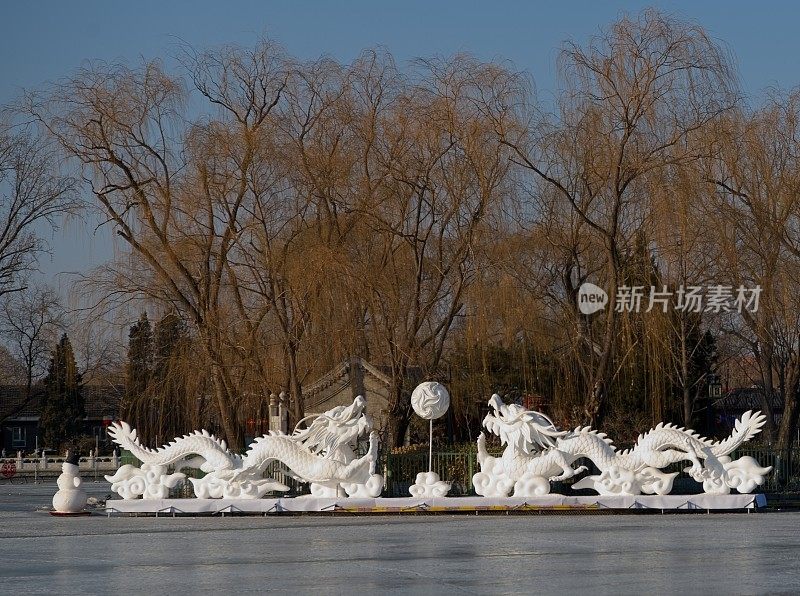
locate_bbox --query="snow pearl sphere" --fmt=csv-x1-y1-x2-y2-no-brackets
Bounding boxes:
411,381,450,420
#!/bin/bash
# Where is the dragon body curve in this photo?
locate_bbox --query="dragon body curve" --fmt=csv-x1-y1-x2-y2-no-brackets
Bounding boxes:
108,422,377,484
106,396,385,500
240,431,378,484
474,397,770,497
107,422,240,472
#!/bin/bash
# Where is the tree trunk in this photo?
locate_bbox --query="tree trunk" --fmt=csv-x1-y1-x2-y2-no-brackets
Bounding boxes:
680,320,693,426
201,333,244,449
584,244,621,427
387,377,411,449
756,350,777,442
285,341,304,429
776,363,800,451
208,368,244,450
776,394,799,451
682,386,693,429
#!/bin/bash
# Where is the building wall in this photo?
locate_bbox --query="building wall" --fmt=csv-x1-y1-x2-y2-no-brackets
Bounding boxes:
1,419,115,455
1,420,39,454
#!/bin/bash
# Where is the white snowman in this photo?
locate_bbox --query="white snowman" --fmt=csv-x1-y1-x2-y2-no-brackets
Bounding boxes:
52,451,88,514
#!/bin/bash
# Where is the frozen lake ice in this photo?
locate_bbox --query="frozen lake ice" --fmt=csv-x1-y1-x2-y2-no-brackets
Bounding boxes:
1,480,798,595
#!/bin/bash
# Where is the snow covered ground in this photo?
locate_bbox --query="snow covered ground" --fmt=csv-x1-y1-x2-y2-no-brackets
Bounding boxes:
0,480,798,594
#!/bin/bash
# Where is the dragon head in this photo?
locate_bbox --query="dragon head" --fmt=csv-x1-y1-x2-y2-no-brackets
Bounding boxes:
482,393,567,455
293,395,373,457
351,394,367,417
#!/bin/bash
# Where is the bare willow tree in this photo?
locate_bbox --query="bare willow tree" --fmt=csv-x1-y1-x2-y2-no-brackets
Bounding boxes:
490,9,737,426
631,158,721,427
24,11,800,453
238,54,369,426
0,122,78,296
27,41,289,448
0,284,64,402
345,56,516,445
711,91,800,449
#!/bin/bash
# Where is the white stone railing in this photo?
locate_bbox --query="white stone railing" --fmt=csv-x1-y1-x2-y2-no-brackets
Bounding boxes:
2,451,121,475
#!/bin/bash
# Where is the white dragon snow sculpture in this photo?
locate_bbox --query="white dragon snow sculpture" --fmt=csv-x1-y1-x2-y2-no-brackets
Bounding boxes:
105,395,384,500
285,394,383,497
473,394,772,497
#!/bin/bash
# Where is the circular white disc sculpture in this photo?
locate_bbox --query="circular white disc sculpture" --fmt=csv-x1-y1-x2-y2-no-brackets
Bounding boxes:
409,382,452,498
411,381,450,419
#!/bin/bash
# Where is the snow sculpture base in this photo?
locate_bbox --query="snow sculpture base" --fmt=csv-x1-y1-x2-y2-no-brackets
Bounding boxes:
189,475,289,499
50,510,92,517
105,464,186,499
105,493,767,515
306,474,384,498
409,471,451,498
341,474,385,498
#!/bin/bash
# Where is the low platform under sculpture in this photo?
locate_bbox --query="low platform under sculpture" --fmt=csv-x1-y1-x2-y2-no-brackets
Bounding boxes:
473,394,772,497
105,395,384,500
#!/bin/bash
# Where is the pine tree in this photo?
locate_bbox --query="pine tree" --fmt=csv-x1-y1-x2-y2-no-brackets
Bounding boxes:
40,333,85,450
124,312,153,414
123,312,192,442
151,313,190,440
153,313,187,381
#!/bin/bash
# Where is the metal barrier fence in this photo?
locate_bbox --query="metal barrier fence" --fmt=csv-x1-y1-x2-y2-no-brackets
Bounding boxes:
383,445,800,497
733,447,800,492
383,451,478,497
382,450,583,497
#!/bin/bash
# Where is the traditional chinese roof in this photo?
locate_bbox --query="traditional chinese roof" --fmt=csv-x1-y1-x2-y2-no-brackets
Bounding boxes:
82,384,124,419
712,386,783,412
0,385,42,420
303,357,422,412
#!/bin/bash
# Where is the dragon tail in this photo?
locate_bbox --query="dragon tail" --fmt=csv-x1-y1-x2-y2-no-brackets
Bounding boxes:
107,421,232,467
107,421,159,463
711,410,767,457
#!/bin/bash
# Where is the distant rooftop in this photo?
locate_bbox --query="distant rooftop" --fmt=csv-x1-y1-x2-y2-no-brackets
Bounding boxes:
0,384,123,421
712,386,783,412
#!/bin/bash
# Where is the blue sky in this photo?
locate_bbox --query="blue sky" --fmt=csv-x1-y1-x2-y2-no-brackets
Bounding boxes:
2,1,799,285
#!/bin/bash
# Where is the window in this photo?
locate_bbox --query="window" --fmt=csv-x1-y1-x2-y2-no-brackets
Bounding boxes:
11,427,25,448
